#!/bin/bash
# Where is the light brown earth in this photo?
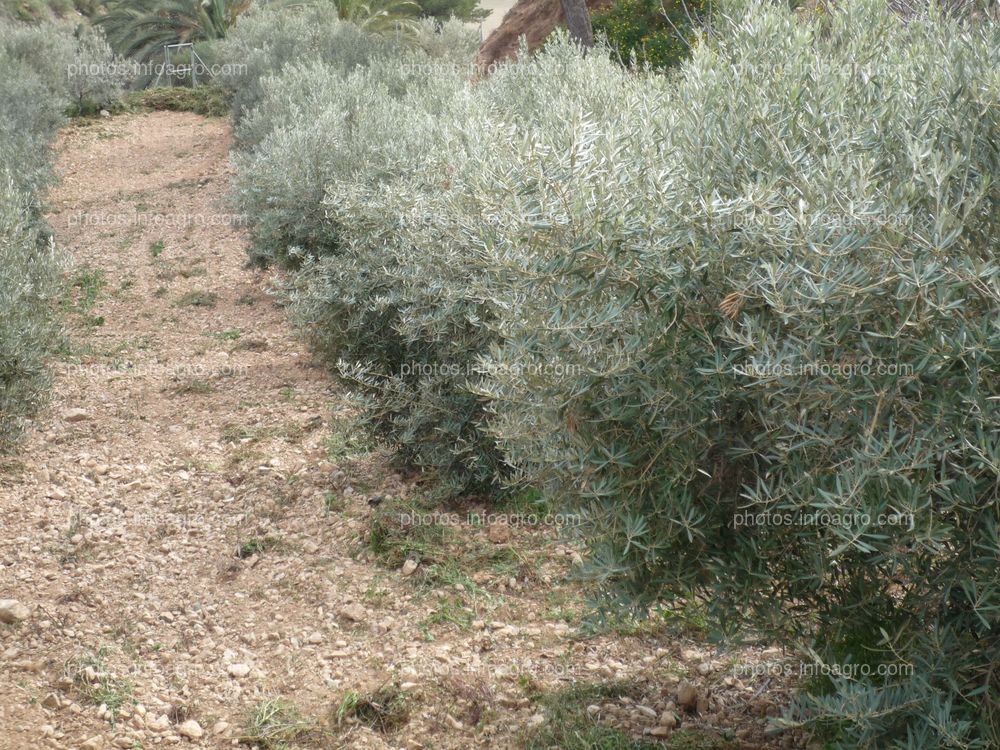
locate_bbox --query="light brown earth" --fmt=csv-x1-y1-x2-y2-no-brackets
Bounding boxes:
0,112,804,750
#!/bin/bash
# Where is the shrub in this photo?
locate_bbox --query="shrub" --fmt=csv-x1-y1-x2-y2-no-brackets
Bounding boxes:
230,4,1000,743
0,40,64,451
210,4,396,124
64,25,131,113
0,21,128,114
224,16,490,493
284,38,642,497
592,0,709,70
474,3,1000,747
0,20,118,451
230,53,474,265
0,174,59,452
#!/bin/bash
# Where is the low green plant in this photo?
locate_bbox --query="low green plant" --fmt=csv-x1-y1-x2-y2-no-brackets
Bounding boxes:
243,698,319,749
65,648,135,722
236,535,280,558
332,685,408,733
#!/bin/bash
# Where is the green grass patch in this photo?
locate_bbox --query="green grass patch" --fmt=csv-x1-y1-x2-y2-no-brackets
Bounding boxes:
236,535,282,559
118,85,229,118
66,265,105,313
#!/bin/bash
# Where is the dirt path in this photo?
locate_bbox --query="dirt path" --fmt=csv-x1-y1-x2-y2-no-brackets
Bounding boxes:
0,112,791,750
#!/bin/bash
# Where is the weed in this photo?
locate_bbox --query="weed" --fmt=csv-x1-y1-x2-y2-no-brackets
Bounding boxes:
332,685,408,733
323,417,371,459
65,647,134,723
323,492,344,515
208,329,241,341
176,290,218,308
423,595,473,630
149,239,165,258
362,578,389,607
66,266,106,313
171,379,214,396
366,497,449,568
242,698,319,749
235,535,281,559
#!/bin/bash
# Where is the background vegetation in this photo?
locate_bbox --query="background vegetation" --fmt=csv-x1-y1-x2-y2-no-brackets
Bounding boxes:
592,0,709,69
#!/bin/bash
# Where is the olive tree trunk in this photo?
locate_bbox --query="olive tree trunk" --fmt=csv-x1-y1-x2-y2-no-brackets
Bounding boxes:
560,0,594,48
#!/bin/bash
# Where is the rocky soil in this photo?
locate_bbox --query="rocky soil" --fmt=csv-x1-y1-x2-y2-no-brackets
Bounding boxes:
0,112,807,750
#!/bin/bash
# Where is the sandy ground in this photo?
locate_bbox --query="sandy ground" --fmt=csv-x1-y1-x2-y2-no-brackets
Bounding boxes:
0,112,805,750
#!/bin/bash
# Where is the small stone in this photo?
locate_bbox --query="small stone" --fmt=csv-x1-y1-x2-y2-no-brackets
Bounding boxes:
487,523,511,544
147,714,171,732
63,408,89,423
81,738,103,750
100,109,111,118
0,599,29,624
177,719,204,739
636,705,657,720
114,738,134,748
400,558,418,576
306,631,324,644
41,693,60,709
227,663,250,678
339,603,367,623
676,681,698,711
659,710,678,728
211,720,230,735
649,725,673,737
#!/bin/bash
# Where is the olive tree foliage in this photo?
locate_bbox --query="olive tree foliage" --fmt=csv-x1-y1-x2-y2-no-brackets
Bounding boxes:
226,2,1000,743
210,1,474,127
471,4,1000,747
0,22,122,450
220,10,493,492
0,21,129,114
